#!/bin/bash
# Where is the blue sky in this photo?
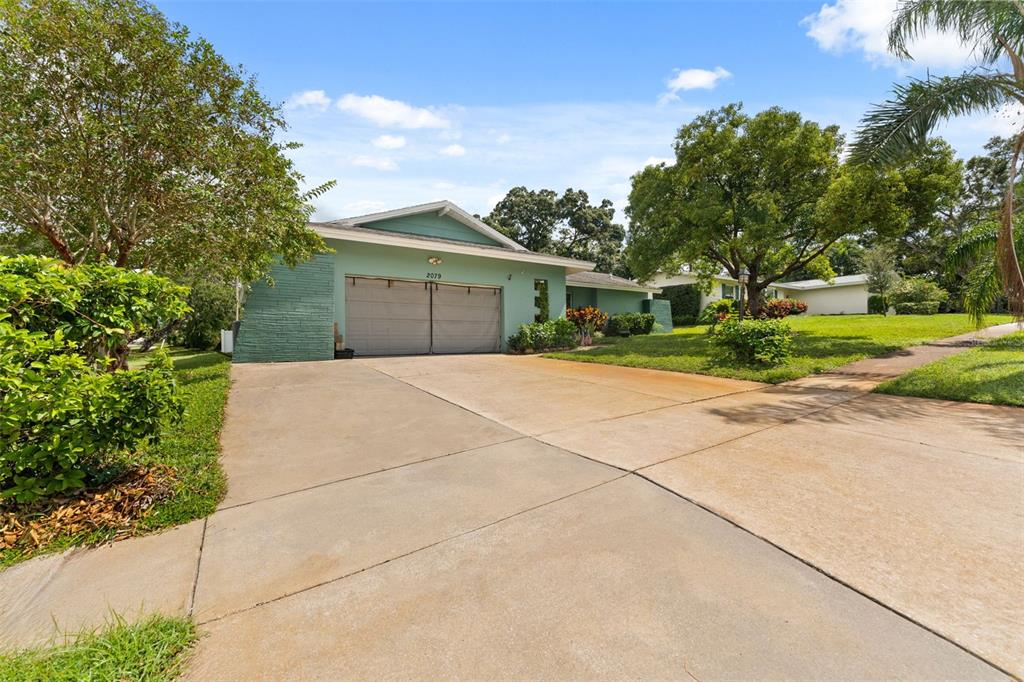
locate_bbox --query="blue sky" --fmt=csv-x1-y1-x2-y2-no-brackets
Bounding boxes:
158,1,1017,221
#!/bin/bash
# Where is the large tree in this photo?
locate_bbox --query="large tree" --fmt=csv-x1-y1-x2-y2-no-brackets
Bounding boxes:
626,104,908,315
0,0,332,283
484,187,626,273
850,0,1024,319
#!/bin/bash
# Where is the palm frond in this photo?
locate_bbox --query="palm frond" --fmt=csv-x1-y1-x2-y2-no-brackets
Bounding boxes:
962,257,1004,327
849,72,1018,165
889,0,1024,66
947,222,998,272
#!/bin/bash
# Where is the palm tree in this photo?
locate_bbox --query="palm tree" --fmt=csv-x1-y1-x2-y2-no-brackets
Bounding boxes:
850,1,1024,321
948,220,1024,325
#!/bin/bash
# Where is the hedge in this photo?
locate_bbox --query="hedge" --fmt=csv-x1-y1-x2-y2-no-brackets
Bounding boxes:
657,284,701,326
894,300,942,315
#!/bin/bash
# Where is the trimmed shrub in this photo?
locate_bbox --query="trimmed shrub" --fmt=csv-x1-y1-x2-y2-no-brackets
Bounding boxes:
507,318,576,352
698,299,736,324
672,315,697,326
868,294,886,314
0,256,187,502
657,284,701,324
607,312,656,336
711,318,793,365
173,280,235,350
891,277,949,305
894,301,942,315
759,298,807,319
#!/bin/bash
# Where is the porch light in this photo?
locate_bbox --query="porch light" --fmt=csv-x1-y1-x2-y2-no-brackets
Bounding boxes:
428,256,442,265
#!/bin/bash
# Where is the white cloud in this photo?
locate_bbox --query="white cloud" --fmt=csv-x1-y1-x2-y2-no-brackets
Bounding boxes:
432,181,457,190
351,155,398,171
284,89,331,112
495,133,511,144
337,94,449,129
667,66,732,91
644,156,675,167
439,144,466,157
372,134,407,149
801,0,976,69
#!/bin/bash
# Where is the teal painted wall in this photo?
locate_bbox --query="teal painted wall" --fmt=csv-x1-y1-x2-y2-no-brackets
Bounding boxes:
329,239,565,349
595,288,650,315
366,214,503,247
566,285,596,308
234,254,335,363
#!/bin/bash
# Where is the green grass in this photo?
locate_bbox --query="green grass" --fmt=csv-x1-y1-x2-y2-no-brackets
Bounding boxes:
1,349,230,568
0,615,196,682
875,331,1024,406
545,314,1014,384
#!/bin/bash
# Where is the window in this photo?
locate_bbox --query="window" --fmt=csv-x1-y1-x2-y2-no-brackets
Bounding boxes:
721,283,739,299
565,291,573,309
766,288,778,299
534,279,549,322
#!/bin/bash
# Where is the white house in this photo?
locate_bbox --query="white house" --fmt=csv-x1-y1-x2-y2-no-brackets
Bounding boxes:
651,270,870,315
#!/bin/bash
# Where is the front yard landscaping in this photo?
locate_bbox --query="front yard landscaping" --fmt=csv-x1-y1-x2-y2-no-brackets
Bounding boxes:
0,615,196,682
1,349,229,568
545,314,1014,384
875,331,1024,407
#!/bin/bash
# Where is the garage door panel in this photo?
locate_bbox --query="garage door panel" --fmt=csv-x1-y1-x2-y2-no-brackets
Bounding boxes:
432,284,501,354
346,278,430,355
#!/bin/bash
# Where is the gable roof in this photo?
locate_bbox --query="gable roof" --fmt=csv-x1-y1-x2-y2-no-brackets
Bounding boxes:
567,271,661,294
310,221,595,273
327,200,526,251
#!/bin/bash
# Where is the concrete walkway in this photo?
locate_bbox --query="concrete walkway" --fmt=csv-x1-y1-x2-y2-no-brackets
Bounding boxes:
1,328,1021,679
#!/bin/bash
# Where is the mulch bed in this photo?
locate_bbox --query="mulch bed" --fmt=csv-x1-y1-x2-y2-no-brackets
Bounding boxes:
1,465,177,557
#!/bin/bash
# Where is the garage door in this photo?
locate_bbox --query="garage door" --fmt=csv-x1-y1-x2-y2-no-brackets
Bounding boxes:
432,283,501,354
344,277,501,355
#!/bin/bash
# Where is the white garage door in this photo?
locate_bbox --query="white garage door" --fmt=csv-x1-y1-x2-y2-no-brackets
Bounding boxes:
344,277,501,356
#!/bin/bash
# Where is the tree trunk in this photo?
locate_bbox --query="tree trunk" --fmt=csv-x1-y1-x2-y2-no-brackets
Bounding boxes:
138,318,182,352
1000,131,1024,319
746,283,762,318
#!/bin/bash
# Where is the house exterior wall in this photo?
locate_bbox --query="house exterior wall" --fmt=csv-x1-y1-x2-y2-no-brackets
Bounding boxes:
328,238,566,349
365,214,503,246
233,254,335,363
565,285,652,315
780,283,869,315
651,273,730,310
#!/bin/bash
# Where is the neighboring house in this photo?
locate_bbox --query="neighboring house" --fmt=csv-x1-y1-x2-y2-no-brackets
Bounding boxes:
652,270,870,316
233,201,661,362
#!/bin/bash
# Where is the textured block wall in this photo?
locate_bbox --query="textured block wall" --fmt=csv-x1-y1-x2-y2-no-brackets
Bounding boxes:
233,254,335,363
643,298,673,334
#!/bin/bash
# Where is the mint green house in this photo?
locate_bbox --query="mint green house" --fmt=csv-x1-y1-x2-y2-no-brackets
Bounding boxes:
233,201,662,362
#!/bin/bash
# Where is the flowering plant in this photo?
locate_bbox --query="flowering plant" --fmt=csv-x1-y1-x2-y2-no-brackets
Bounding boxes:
566,306,608,337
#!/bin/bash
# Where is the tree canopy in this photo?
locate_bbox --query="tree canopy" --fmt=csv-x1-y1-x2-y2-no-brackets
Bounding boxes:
484,187,626,273
0,0,332,283
626,104,908,314
849,0,1024,318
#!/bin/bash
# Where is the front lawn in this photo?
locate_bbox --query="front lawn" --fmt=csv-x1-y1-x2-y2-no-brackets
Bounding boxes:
545,314,1014,384
875,331,1024,406
1,349,230,568
0,615,196,682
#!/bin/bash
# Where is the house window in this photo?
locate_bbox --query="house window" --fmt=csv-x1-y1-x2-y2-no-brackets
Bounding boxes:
721,284,739,299
766,288,778,299
534,279,549,322
565,291,573,309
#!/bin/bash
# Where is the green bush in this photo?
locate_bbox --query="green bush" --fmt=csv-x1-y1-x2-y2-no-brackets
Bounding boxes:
0,257,187,502
891,277,949,305
894,301,942,315
657,284,701,324
673,315,697,326
698,299,736,324
507,318,576,352
607,312,656,336
711,318,793,365
174,280,234,350
868,294,887,314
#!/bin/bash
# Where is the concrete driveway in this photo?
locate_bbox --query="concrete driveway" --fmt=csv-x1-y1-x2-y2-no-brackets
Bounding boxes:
2,354,1020,679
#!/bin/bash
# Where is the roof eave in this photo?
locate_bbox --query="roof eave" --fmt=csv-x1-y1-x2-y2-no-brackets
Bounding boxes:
312,224,595,273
